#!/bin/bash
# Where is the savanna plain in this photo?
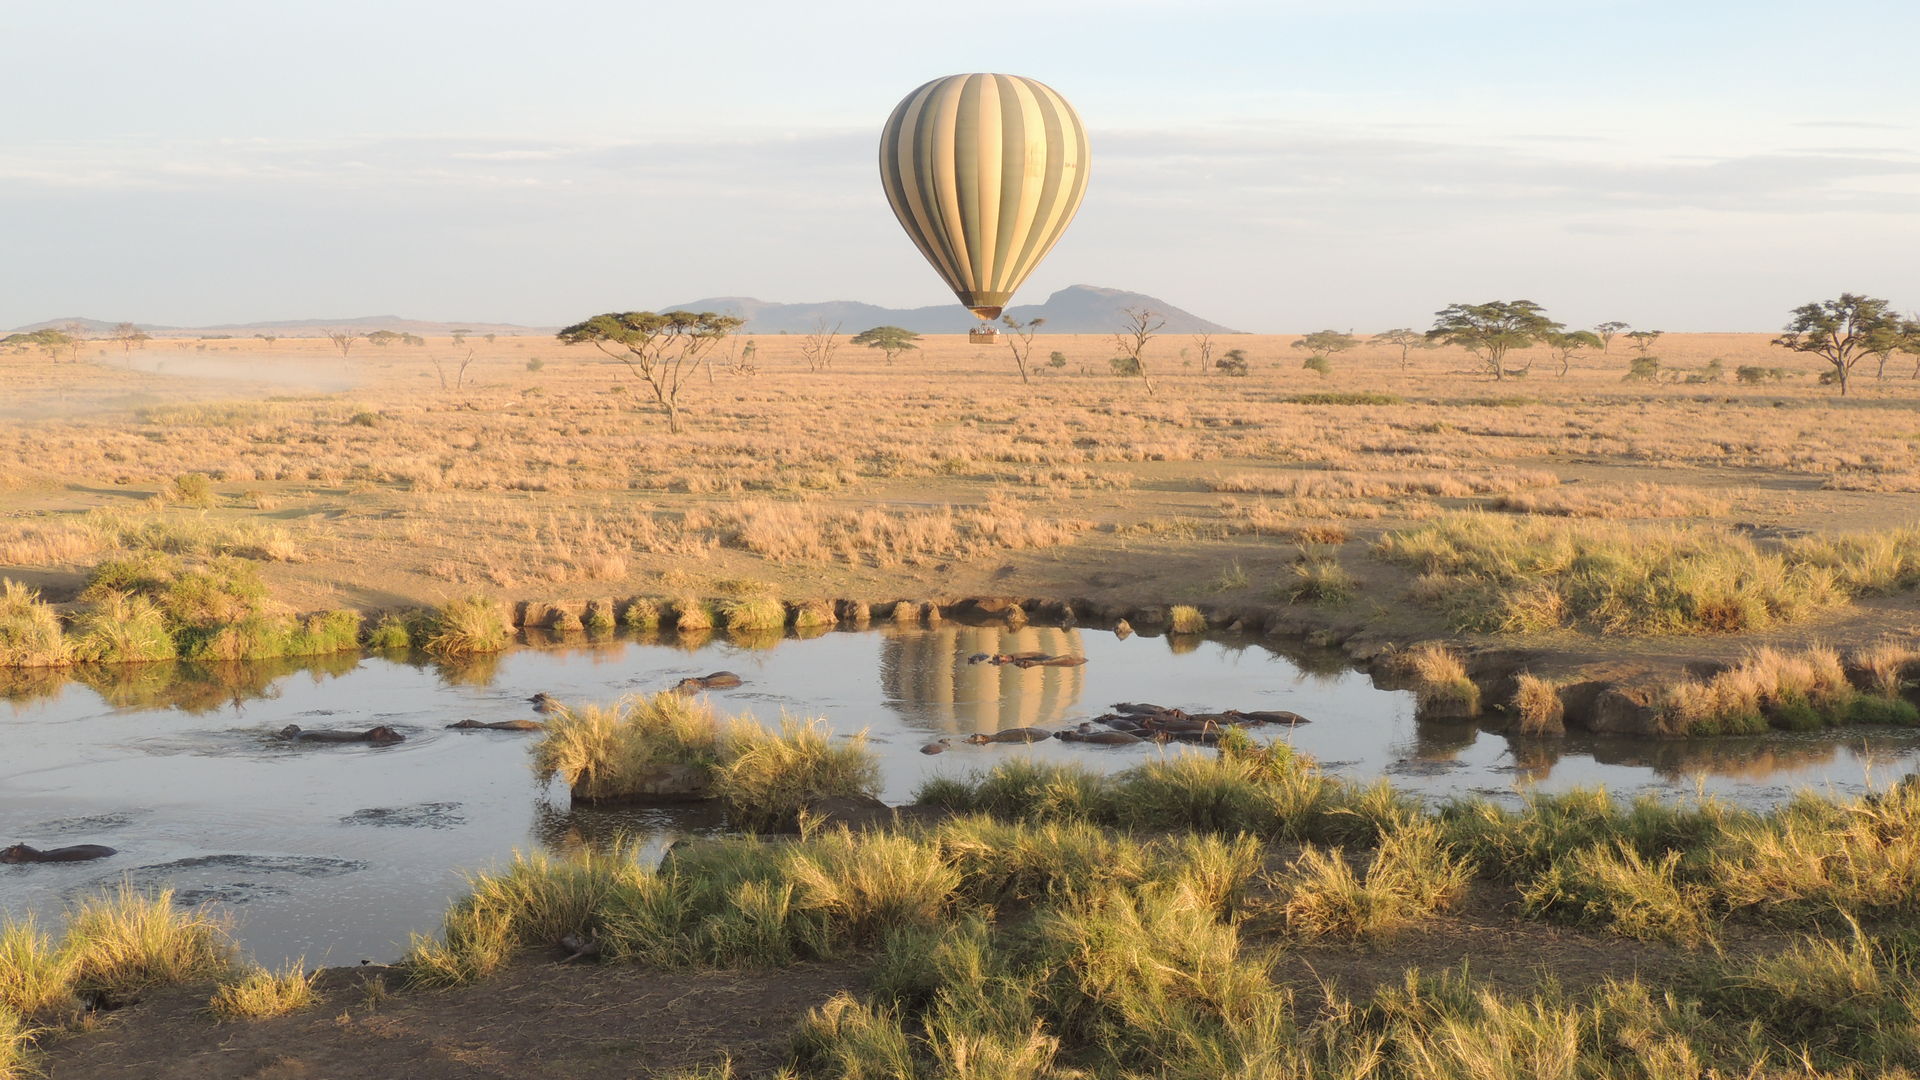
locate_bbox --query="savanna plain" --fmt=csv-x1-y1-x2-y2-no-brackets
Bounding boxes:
5,328,1920,1078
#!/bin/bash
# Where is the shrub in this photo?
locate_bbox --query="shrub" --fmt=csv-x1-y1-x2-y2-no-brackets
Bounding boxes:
1107,356,1140,377
1300,354,1332,376
169,472,216,506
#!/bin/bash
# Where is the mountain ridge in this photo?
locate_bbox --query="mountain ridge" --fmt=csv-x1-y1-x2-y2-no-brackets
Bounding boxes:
9,286,1238,337
659,285,1239,335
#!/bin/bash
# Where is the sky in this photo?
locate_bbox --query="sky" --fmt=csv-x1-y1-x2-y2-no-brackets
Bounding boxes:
3,0,1916,333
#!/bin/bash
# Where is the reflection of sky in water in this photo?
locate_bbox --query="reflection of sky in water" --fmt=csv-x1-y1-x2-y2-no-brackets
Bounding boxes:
2,627,1917,967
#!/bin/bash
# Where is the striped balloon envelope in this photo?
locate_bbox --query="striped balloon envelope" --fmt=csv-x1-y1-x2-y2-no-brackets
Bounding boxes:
878,73,1090,323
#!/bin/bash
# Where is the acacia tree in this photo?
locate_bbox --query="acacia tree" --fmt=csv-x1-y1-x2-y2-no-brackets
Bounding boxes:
1427,300,1560,381
1371,328,1427,369
1112,306,1164,394
325,329,360,359
1865,321,1909,379
1626,329,1663,356
1594,321,1630,352
1291,330,1359,364
557,310,744,432
1001,315,1045,384
850,325,920,364
1772,293,1904,396
366,330,402,348
1545,329,1603,376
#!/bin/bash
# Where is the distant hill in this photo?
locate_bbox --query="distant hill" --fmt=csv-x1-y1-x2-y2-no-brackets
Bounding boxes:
660,285,1239,334
8,315,554,338
10,287,1235,339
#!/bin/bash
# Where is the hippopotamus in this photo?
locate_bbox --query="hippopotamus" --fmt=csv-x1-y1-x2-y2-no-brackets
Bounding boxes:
1055,729,1144,746
529,692,559,713
966,653,993,665
2,844,116,864
1224,709,1311,726
920,738,954,755
279,724,406,745
447,718,545,731
963,727,1053,744
672,672,743,694
1111,702,1173,716
1007,655,1087,669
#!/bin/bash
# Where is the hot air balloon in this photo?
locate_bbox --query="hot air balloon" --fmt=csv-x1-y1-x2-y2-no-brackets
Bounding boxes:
879,74,1090,343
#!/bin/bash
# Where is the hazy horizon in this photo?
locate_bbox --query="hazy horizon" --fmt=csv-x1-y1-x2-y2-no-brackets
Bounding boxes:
4,0,1916,334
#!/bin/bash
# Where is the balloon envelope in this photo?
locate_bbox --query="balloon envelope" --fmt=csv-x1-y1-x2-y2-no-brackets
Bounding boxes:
879,73,1090,321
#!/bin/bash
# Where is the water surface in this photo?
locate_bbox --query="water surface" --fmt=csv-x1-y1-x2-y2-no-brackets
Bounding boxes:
4,624,1916,966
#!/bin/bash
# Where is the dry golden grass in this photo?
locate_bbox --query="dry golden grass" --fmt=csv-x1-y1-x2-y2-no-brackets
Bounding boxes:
4,329,1920,684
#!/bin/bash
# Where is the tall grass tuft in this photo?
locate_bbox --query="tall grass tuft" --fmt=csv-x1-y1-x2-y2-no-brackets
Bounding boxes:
951,759,1110,823
1403,643,1480,717
0,915,77,1020
66,591,176,663
669,597,714,632
206,959,319,1020
1380,512,1855,634
532,694,719,802
1168,604,1207,634
1521,844,1716,946
779,829,958,946
1512,673,1565,735
0,580,70,668
717,595,784,633
0,1007,34,1080
62,886,234,998
423,595,512,657
1659,645,1877,735
713,718,882,831
1280,820,1472,940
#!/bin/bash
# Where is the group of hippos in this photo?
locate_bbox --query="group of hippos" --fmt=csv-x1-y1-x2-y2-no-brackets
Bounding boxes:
920,701,1311,754
270,671,747,746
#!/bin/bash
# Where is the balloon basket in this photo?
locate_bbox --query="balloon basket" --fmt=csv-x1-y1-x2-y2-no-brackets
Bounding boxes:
969,327,1001,344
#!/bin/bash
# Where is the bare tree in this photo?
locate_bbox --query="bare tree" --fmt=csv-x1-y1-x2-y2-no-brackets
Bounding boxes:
325,329,360,359
1112,306,1165,394
111,322,150,353
799,318,842,372
61,321,87,362
1001,315,1045,384
1192,332,1215,377
428,348,477,390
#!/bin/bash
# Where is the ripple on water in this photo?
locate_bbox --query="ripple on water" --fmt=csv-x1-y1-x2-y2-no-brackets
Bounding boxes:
340,802,468,830
78,854,368,907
